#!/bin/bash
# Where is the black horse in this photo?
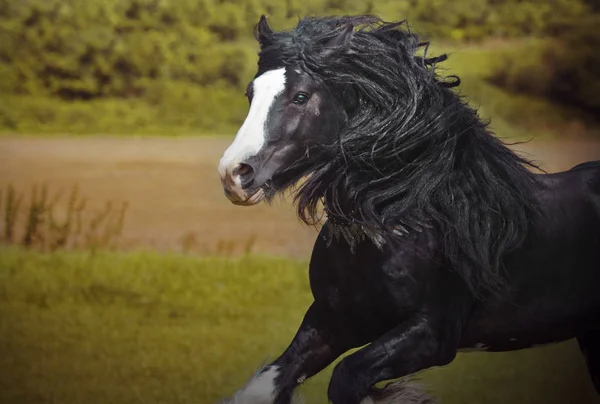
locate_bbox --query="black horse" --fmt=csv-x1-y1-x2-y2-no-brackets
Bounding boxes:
217,15,600,404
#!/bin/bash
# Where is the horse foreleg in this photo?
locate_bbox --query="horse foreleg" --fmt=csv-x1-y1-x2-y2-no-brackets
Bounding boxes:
327,314,460,404
220,302,354,404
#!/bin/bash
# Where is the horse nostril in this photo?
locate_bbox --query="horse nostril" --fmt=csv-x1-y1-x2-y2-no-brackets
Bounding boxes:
233,163,255,187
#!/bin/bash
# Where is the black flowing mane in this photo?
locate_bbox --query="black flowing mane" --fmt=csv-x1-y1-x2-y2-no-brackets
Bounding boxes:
256,16,543,298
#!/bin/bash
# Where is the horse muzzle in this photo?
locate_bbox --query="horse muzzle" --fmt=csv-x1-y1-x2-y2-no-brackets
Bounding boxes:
219,162,265,206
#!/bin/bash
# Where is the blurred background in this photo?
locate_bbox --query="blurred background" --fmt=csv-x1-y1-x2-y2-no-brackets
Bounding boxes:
1,1,600,403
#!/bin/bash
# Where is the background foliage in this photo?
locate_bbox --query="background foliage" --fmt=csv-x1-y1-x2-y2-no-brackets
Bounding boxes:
488,13,600,115
0,0,598,135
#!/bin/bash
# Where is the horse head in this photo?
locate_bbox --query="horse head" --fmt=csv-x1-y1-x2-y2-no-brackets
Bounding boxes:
217,16,355,206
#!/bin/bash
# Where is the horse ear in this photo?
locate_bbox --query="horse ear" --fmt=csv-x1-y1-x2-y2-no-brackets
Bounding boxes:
255,15,273,46
322,23,354,56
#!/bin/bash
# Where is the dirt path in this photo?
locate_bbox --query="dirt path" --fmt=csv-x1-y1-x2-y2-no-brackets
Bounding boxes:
1,136,599,258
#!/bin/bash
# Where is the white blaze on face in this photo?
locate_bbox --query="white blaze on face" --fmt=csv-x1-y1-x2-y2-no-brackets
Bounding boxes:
218,68,287,180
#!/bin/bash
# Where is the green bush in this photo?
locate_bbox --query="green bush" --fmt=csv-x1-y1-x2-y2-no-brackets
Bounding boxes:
1,0,591,101
488,15,600,116
0,0,596,135
0,0,244,99
373,0,588,41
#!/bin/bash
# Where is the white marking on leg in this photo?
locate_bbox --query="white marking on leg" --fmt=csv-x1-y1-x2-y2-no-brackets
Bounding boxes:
360,378,438,404
218,68,286,178
222,366,280,404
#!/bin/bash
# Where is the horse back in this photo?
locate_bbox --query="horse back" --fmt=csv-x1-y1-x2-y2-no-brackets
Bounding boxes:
568,160,600,215
525,160,600,302
538,159,600,251
569,160,600,173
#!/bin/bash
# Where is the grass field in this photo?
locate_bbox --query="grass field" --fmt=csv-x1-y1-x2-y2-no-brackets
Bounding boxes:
1,247,598,404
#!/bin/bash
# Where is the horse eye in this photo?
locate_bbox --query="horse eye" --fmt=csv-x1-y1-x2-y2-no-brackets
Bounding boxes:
293,93,309,105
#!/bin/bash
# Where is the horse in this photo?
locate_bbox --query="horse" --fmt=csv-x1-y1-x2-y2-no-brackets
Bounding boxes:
216,15,600,404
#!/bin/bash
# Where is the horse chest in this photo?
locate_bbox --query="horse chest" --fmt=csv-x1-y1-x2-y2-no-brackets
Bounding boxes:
333,266,392,307
316,255,420,331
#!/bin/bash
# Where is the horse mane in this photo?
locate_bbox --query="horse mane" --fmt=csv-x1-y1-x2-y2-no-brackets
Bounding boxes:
256,15,543,299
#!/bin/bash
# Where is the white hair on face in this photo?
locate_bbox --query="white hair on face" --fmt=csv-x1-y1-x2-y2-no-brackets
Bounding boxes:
217,366,304,404
218,68,287,178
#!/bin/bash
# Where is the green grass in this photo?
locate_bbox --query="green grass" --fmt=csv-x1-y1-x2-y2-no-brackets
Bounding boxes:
0,91,243,137
0,247,598,404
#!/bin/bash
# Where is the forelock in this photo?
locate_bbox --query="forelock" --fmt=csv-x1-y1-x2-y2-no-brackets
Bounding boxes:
255,16,418,74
